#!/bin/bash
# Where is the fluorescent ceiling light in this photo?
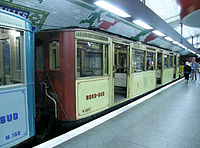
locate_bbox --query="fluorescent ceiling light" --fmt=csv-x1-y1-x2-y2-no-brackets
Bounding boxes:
178,43,184,48
177,43,181,46
172,41,179,45
152,30,165,37
188,49,196,54
94,1,131,18
164,36,173,41
180,44,186,49
132,20,153,30
192,51,196,54
183,46,187,49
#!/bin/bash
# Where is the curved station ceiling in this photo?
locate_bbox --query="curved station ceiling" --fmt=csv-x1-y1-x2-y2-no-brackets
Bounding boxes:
0,0,199,56
142,0,200,55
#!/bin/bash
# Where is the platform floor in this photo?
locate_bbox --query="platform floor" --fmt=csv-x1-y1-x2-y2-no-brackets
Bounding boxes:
38,78,200,148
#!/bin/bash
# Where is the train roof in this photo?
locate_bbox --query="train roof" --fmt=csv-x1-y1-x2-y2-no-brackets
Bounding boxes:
38,27,179,54
0,9,32,31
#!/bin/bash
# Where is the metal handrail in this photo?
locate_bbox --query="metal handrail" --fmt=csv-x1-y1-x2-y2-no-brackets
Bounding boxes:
41,81,57,118
46,72,70,120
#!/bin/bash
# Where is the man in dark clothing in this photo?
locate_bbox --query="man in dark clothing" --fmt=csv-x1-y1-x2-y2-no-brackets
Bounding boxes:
184,62,191,82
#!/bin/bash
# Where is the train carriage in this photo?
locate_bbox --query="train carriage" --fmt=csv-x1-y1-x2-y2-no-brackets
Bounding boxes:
0,10,35,148
36,28,180,122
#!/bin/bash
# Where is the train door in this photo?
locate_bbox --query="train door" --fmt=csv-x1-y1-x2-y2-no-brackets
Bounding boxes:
112,43,130,104
75,33,111,119
156,52,163,86
173,55,177,78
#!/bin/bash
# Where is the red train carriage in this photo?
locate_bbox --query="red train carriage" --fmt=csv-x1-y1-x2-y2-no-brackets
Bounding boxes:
36,29,111,122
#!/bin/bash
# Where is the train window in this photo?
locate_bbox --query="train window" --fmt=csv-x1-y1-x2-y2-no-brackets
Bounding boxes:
178,57,180,65
146,52,155,71
77,40,108,77
114,44,127,73
174,56,177,67
0,28,24,86
164,55,169,68
169,56,173,68
49,41,60,70
157,52,162,70
133,49,145,72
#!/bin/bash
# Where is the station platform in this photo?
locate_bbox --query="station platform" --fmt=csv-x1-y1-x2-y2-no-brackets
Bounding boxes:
34,78,200,148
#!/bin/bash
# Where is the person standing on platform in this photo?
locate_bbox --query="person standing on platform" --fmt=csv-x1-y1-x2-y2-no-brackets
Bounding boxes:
184,61,191,83
198,62,200,81
191,61,199,80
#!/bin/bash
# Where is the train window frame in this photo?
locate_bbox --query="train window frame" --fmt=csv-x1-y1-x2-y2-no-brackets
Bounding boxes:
169,55,173,68
174,55,177,67
132,48,145,72
146,51,155,71
164,54,169,69
114,43,129,73
157,52,163,70
76,40,109,78
177,56,180,66
16,37,21,70
49,41,60,70
0,28,25,87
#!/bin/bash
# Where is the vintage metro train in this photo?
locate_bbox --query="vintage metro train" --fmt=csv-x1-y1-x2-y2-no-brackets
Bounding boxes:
0,9,180,147
0,10,35,147
35,28,180,123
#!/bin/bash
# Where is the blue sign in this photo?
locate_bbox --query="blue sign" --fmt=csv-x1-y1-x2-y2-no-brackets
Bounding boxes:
0,113,18,124
0,88,28,148
0,4,30,19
